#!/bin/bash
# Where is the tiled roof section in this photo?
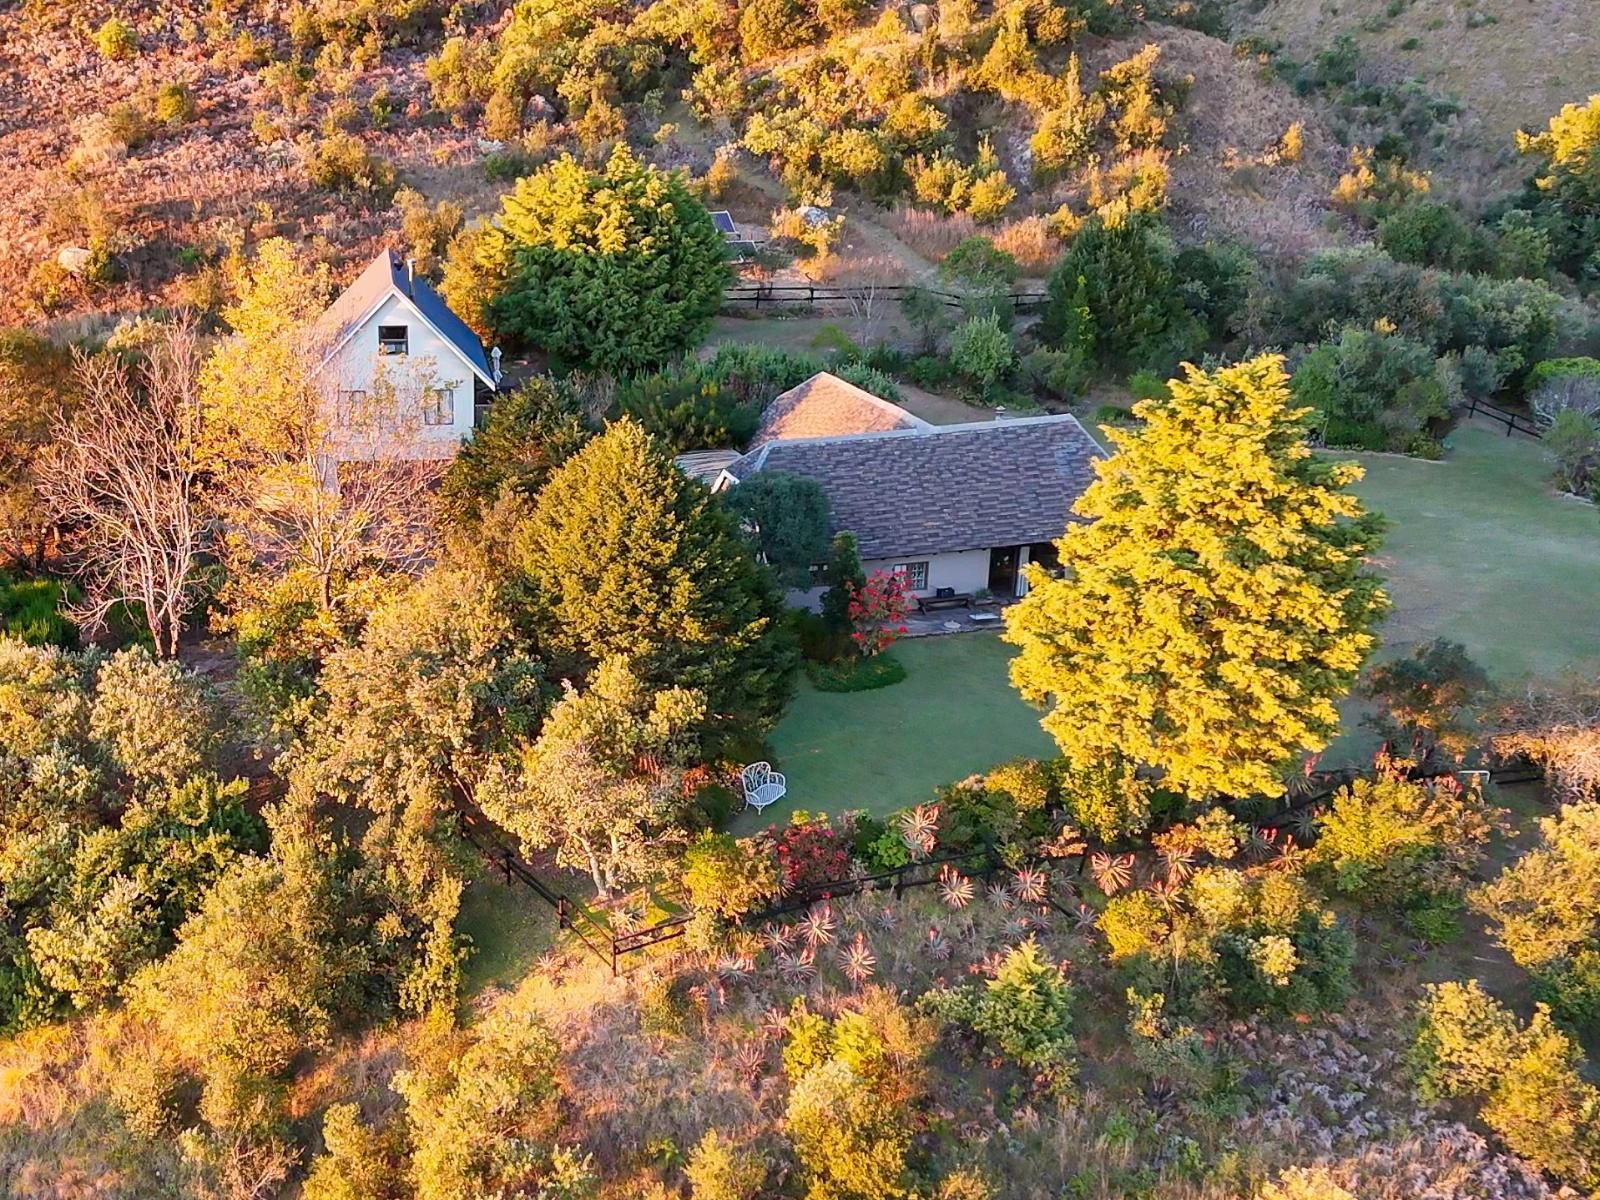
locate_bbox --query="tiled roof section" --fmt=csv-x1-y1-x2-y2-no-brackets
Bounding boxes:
750,372,931,448
674,448,743,483
725,415,1102,560
314,248,493,383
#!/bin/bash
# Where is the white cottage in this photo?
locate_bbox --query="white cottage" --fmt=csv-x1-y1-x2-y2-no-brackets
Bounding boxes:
314,248,499,459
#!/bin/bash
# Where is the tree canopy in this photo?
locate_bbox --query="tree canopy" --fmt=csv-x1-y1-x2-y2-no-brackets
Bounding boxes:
513,418,796,732
720,470,832,589
444,146,731,373
1004,355,1388,801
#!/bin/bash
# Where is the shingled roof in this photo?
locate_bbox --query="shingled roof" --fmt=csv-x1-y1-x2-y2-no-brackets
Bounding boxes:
750,372,931,448
314,248,496,387
722,415,1102,560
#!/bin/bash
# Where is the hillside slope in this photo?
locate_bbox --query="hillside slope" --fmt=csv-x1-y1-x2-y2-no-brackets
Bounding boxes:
1228,0,1600,193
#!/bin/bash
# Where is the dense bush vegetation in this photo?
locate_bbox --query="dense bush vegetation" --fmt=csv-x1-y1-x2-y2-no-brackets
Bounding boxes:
444,147,731,373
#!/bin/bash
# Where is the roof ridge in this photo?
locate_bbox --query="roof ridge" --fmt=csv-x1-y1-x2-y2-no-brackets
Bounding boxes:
751,411,1088,451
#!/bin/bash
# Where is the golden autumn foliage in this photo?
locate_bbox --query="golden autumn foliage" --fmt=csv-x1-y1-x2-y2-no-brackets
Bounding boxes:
1004,355,1388,801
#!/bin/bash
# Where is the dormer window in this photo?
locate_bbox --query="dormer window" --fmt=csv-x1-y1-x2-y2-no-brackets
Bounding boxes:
377,325,408,355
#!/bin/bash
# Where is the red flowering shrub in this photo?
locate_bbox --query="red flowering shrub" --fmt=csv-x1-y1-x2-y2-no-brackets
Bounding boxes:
847,569,911,657
771,819,853,894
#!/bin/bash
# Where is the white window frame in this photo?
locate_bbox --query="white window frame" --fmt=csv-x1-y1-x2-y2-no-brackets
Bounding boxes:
377,324,409,355
421,384,455,427
893,561,929,590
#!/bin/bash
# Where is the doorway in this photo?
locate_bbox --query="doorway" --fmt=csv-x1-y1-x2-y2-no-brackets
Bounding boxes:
987,546,1020,597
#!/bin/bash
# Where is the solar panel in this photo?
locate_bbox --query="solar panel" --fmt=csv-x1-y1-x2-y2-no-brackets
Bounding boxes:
709,210,737,235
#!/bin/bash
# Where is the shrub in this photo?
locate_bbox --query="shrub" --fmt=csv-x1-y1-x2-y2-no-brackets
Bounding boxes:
940,238,1020,289
153,82,195,126
1291,325,1450,452
919,939,1075,1092
94,16,138,61
807,652,907,693
0,576,77,648
783,992,929,1200
949,314,1016,394
1544,410,1598,495
772,818,852,893
1124,369,1171,402
1534,947,1600,1029
615,373,762,452
1280,247,1562,380
1378,199,1485,270
1310,773,1501,910
1413,980,1600,1191
1529,357,1600,429
832,363,901,402
1470,801,1600,971
738,0,819,61
682,832,779,947
304,132,397,198
686,1130,766,1200
1019,347,1088,401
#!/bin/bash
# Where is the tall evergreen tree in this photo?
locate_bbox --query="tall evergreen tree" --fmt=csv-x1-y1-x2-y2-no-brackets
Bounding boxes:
1005,355,1388,801
513,419,796,733
1042,212,1196,370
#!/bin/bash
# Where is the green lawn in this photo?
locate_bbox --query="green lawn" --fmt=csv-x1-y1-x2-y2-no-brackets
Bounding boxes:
1347,422,1600,681
753,423,1600,818
738,633,1053,826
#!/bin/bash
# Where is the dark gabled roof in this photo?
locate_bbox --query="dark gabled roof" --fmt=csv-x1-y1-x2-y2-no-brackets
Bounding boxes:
709,210,738,235
722,415,1102,560
314,248,494,386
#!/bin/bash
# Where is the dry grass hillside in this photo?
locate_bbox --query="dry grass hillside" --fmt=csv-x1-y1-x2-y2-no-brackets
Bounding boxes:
0,0,1369,327
1227,0,1600,193
0,2,475,329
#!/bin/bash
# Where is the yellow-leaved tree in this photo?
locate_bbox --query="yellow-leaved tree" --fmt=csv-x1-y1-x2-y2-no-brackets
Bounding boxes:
199,238,436,614
1004,354,1388,802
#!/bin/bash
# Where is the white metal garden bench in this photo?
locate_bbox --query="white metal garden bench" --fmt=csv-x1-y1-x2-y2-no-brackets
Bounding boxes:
740,761,787,814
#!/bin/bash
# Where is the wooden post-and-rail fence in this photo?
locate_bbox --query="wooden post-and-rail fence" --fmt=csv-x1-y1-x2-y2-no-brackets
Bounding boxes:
455,758,1544,976
1465,397,1542,439
722,281,1050,313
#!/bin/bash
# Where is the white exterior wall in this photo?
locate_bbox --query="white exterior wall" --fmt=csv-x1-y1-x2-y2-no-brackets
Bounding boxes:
323,293,478,460
864,548,991,598
786,546,1027,610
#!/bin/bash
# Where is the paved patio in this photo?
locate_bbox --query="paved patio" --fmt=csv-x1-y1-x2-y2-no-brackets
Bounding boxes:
902,597,1015,637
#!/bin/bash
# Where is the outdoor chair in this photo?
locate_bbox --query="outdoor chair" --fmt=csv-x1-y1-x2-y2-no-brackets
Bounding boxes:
740,761,787,814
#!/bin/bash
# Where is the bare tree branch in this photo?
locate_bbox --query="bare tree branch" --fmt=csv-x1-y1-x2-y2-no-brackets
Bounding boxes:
43,325,208,658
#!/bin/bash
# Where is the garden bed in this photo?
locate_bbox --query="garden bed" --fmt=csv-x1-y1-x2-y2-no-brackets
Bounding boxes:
805,651,907,692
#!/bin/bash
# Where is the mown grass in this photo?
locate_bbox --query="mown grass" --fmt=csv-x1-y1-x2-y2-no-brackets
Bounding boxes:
740,632,1053,825
754,423,1599,817
1348,421,1600,681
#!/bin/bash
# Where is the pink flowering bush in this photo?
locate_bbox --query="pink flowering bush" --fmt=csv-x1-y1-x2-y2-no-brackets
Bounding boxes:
847,569,911,657
772,818,853,894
